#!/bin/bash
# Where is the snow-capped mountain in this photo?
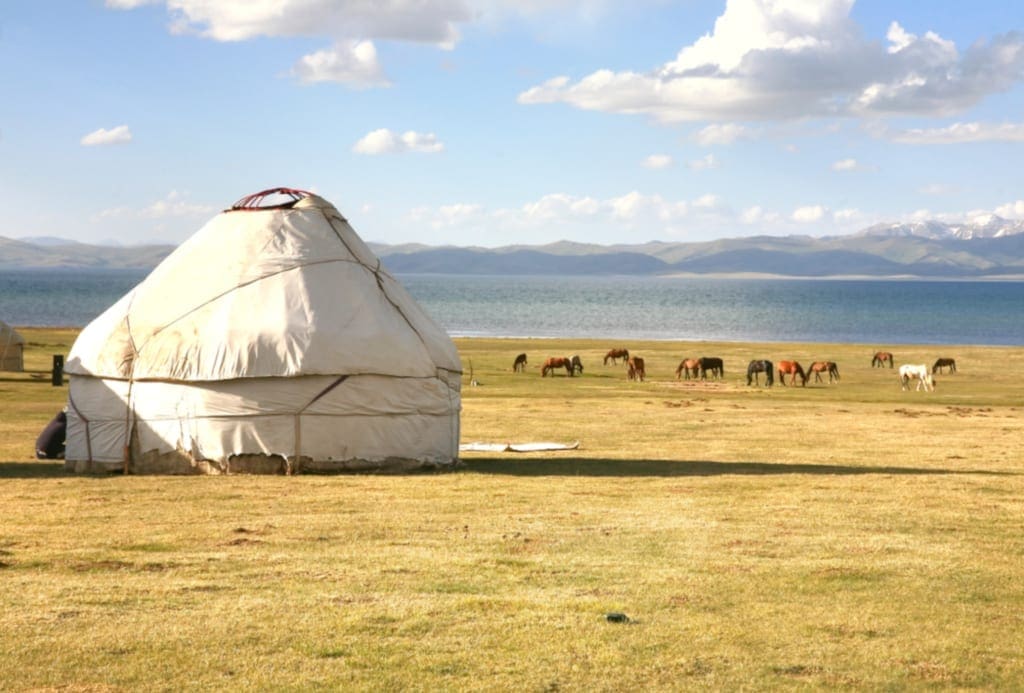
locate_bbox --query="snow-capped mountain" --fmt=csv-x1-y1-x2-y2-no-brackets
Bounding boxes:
858,215,1024,240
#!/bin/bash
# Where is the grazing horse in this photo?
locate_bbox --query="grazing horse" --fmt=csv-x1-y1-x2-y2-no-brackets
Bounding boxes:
899,364,935,392
570,355,584,376
513,353,528,373
675,358,701,380
541,356,574,377
698,356,724,380
932,357,957,374
746,359,774,387
604,348,629,366
872,351,894,368
808,361,840,384
627,356,646,382
777,360,807,387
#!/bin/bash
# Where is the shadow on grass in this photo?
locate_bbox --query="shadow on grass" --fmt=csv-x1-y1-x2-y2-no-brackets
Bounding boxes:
460,457,1017,477
2,459,1014,480
0,461,70,479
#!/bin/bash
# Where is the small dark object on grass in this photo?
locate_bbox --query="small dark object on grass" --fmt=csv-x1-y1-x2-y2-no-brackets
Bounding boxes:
605,612,630,623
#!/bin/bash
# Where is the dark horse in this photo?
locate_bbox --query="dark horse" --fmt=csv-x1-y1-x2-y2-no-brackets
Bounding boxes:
541,356,574,377
570,355,584,375
513,353,527,373
872,351,894,368
932,357,957,374
777,360,807,387
747,359,774,387
604,348,629,365
698,356,724,380
808,361,840,383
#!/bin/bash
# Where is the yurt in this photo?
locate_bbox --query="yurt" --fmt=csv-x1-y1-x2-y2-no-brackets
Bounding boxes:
64,188,461,474
0,321,25,371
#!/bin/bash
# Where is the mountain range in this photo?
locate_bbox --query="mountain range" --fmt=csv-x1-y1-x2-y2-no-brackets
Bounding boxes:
5,215,1024,278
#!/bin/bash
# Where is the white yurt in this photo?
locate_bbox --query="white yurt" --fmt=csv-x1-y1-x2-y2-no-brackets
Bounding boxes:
64,188,461,474
0,321,25,371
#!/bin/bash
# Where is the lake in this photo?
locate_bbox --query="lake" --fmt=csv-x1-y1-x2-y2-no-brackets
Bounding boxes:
2,269,1022,346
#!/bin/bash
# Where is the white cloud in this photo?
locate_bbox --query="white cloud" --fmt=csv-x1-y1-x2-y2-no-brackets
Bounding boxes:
140,190,215,218
80,125,132,146
410,202,485,229
642,154,673,169
405,190,880,241
95,190,215,221
108,0,474,87
519,0,1024,122
888,121,1024,144
737,205,782,224
353,129,444,154
104,0,156,7
918,183,957,196
692,193,724,211
693,123,755,146
995,200,1024,220
831,158,859,171
687,153,719,171
792,205,827,223
522,193,601,222
154,0,468,47
292,40,389,87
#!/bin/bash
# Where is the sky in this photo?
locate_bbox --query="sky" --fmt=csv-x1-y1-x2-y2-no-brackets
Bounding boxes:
1,0,1023,248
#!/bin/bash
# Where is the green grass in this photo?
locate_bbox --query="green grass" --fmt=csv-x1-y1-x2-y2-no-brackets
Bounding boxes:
2,330,1023,690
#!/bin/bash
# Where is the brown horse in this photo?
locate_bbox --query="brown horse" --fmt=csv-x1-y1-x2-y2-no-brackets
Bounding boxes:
541,356,574,377
872,351,894,368
627,356,645,382
604,348,629,365
513,353,527,373
808,361,840,383
777,360,807,386
932,357,957,374
675,358,700,380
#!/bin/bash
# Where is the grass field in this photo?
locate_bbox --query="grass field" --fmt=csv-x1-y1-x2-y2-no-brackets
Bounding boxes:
2,328,1023,690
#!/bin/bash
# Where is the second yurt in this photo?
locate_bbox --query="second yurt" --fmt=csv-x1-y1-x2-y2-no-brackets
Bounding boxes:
0,321,25,371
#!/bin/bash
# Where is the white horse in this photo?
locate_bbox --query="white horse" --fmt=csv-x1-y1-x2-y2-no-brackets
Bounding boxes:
899,364,935,392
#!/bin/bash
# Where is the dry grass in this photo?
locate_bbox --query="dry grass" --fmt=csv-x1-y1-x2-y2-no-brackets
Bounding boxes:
2,329,1023,690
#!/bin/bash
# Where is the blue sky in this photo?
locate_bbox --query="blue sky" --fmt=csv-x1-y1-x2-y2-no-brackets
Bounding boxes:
2,1,1022,247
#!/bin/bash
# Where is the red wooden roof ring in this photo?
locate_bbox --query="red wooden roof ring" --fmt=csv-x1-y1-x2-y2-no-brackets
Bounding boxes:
229,188,314,211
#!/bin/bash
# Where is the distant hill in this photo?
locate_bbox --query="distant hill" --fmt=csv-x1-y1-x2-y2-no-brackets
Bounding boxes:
4,215,1024,278
0,237,175,269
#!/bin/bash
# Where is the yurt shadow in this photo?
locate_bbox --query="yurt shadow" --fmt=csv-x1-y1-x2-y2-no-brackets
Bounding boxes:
0,461,69,479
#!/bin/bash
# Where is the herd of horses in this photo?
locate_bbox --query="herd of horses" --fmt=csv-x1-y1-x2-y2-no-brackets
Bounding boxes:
515,348,956,391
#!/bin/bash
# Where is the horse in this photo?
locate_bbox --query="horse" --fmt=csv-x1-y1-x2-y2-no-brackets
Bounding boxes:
872,351,894,368
932,357,957,374
513,353,527,373
675,358,700,380
570,355,584,376
604,348,629,365
777,360,807,387
899,364,935,392
627,356,646,382
698,356,724,380
746,359,773,387
808,361,840,384
541,356,574,377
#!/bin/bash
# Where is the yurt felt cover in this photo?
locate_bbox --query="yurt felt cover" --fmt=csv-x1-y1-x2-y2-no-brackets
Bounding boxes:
64,189,461,474
0,321,25,371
